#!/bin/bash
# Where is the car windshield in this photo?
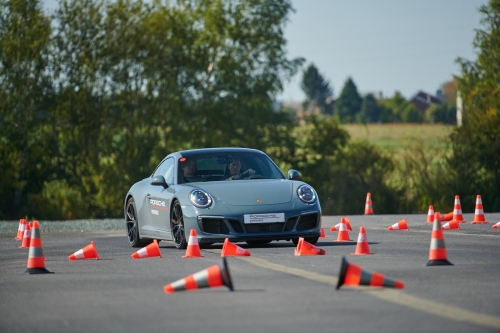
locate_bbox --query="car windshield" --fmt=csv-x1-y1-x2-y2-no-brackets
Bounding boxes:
178,153,285,184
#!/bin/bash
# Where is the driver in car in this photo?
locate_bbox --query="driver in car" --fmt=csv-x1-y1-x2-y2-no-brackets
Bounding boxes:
181,159,203,183
226,158,255,180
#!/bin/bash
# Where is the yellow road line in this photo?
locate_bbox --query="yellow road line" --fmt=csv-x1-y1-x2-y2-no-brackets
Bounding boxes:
212,251,500,330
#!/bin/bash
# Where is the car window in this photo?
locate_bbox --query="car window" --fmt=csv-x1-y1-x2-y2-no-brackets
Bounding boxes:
153,158,174,182
163,159,175,184
177,153,285,184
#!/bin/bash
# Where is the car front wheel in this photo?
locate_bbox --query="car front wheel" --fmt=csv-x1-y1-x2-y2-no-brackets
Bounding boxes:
170,200,187,249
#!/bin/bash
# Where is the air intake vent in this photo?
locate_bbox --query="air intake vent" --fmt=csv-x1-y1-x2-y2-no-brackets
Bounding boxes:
227,219,244,233
296,213,319,231
201,218,229,234
284,217,297,231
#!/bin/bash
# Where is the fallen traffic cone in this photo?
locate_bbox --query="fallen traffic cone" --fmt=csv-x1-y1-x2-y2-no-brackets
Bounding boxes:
319,227,326,238
15,219,27,241
24,221,52,274
351,227,373,255
364,192,373,215
164,258,233,293
442,220,460,230
19,223,32,248
471,195,488,224
294,237,326,256
451,195,466,223
183,229,203,258
69,241,100,260
336,257,404,290
440,212,453,222
131,239,161,259
426,205,435,224
330,218,353,232
427,213,452,266
492,222,500,229
221,238,251,257
388,218,409,231
336,218,353,241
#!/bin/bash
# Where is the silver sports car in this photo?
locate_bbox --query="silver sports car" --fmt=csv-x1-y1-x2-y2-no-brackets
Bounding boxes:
124,148,322,249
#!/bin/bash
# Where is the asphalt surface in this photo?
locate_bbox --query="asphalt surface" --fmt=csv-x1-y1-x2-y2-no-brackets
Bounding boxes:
1,213,500,333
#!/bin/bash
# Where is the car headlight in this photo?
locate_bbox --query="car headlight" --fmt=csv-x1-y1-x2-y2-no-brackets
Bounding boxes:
297,185,316,204
189,190,213,208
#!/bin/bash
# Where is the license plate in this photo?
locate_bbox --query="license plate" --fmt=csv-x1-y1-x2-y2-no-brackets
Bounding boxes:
244,213,285,224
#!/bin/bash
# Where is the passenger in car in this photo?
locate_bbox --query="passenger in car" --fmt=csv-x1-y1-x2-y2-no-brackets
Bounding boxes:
225,158,255,180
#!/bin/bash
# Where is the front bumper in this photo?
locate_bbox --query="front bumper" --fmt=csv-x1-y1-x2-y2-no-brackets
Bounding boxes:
181,201,321,244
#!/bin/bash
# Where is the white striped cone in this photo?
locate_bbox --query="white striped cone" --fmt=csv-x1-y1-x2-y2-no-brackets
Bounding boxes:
471,195,488,224
492,222,500,229
16,219,27,241
388,218,409,231
426,205,435,224
183,230,203,258
442,220,460,230
452,195,466,223
335,218,352,241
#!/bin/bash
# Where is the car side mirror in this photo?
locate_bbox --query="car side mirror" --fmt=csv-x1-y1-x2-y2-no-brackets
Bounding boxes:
150,175,168,188
287,169,301,181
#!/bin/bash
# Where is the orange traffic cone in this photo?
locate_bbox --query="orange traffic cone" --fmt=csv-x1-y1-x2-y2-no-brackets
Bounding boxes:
319,227,326,238
69,241,100,260
15,219,27,241
440,212,453,222
471,195,488,224
351,227,373,255
388,218,409,231
330,218,353,232
131,239,161,259
426,205,435,224
221,238,251,257
427,213,452,266
492,222,500,229
442,220,460,230
336,218,352,241
19,223,31,248
364,193,373,215
164,258,233,293
183,229,203,258
336,257,404,290
294,237,326,256
24,221,52,274
451,195,466,223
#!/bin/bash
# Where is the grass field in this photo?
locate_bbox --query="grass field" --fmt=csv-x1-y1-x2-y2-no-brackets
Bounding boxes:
341,124,455,152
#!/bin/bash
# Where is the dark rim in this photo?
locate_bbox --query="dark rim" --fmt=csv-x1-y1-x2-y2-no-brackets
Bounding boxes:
126,200,137,244
171,201,185,247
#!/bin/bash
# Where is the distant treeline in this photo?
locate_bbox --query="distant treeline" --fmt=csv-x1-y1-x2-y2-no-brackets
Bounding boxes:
1,0,499,220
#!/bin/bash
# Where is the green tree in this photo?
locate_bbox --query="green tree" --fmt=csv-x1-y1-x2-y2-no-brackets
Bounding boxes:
359,93,380,123
300,63,333,115
451,0,500,211
335,77,362,123
0,0,52,218
400,103,423,123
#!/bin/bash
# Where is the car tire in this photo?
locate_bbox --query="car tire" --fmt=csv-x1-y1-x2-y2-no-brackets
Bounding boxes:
170,200,187,249
246,240,272,245
292,237,319,246
125,197,151,248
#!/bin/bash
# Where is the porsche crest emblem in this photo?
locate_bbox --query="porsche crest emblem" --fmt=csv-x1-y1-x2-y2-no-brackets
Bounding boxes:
256,199,262,203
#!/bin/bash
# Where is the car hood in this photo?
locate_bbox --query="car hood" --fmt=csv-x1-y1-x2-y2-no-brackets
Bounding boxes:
192,180,293,206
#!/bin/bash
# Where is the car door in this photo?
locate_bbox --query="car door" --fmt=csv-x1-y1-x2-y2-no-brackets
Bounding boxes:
146,157,175,238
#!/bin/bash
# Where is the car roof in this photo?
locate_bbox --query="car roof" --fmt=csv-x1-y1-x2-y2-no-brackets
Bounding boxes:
177,147,265,157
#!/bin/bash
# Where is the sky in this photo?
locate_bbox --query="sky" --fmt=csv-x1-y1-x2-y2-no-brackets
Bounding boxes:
279,0,487,101
41,0,487,101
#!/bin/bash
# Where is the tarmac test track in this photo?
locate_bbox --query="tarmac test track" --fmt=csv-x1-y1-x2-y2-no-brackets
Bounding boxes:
1,213,499,333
